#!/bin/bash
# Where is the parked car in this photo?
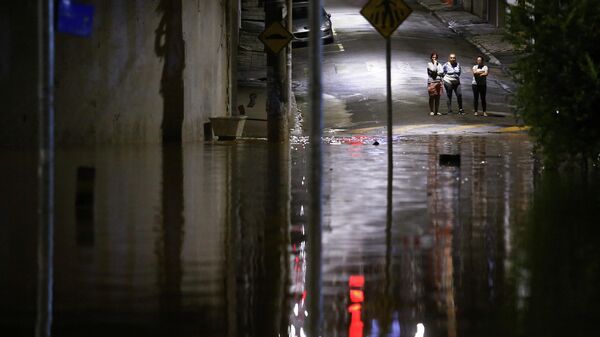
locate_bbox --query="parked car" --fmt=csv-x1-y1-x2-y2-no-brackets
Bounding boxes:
289,2,334,44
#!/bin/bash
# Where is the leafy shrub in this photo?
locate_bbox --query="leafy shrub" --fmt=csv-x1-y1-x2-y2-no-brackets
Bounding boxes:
506,0,600,168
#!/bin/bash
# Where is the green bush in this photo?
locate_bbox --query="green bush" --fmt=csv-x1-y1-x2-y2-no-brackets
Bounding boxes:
506,0,600,168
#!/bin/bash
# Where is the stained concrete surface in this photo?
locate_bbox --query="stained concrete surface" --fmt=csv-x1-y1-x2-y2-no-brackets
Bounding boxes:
1,0,232,147
4,135,599,337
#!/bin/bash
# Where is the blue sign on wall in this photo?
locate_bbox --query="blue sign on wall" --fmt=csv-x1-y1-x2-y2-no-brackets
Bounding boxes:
57,0,95,37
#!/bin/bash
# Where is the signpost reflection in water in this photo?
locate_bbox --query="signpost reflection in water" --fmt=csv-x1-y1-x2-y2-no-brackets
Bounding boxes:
295,134,535,337
3,134,600,336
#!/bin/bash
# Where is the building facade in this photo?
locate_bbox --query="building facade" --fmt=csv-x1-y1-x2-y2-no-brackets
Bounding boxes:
461,0,515,27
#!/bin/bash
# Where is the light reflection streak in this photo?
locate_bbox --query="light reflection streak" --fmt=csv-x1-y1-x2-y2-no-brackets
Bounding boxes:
348,274,365,337
415,323,425,337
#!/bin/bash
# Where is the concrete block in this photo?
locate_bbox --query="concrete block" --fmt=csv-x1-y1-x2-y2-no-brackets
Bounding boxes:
210,116,248,140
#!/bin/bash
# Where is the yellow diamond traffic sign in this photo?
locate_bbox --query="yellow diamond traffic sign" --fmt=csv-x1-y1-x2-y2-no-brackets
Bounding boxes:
360,0,413,38
259,21,293,54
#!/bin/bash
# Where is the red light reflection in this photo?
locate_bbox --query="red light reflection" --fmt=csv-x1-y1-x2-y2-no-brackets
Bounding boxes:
349,275,365,288
348,275,365,337
349,320,364,337
348,303,362,313
350,289,364,303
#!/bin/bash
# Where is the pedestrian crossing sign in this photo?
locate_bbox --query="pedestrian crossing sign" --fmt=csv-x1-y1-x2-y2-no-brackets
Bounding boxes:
361,0,413,38
259,21,293,54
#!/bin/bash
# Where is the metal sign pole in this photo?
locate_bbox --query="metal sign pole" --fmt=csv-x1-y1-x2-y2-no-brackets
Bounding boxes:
361,3,413,281
308,0,323,336
385,35,395,312
286,0,293,116
386,36,393,218
36,0,55,336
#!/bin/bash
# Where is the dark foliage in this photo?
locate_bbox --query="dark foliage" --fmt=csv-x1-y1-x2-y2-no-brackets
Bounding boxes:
506,0,600,168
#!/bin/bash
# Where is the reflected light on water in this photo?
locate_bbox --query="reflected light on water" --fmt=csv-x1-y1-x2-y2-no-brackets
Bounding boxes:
9,134,582,336
415,323,425,337
348,274,365,337
391,316,401,337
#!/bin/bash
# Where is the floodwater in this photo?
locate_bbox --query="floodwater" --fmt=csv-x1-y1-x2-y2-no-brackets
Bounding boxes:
1,134,599,337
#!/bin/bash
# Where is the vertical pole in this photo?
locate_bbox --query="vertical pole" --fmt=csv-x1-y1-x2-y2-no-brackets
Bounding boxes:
308,0,323,336
36,0,54,336
265,0,288,142
385,36,393,304
286,0,293,116
386,36,393,221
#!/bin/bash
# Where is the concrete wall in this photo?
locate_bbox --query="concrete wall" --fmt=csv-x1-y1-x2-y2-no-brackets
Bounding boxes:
55,1,163,144
1,0,231,147
55,0,231,145
181,0,230,142
468,0,505,25
462,0,487,19
463,0,472,12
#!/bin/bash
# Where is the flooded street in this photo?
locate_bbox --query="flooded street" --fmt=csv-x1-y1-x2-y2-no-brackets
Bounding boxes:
3,134,598,336
3,0,599,335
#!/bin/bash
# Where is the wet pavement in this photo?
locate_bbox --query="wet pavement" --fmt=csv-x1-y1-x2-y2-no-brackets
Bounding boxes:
293,0,519,135
2,134,599,336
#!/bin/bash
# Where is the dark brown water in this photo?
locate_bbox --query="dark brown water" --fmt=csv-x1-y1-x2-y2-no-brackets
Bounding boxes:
1,134,599,337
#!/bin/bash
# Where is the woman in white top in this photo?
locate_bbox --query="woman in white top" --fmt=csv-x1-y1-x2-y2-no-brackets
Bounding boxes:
427,52,443,115
472,56,489,116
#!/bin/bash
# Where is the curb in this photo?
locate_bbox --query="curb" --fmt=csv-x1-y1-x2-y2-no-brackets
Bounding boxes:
465,36,501,65
416,0,503,66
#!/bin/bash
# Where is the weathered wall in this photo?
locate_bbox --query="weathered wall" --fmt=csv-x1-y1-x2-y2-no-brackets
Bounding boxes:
55,0,231,145
55,1,163,144
473,0,486,19
460,0,488,21
181,0,230,142
0,0,231,147
463,0,472,12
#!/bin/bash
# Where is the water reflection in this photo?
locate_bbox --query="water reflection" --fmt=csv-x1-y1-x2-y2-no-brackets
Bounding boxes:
230,143,290,336
2,135,600,337
0,150,39,335
306,134,536,337
158,145,183,334
515,173,600,337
